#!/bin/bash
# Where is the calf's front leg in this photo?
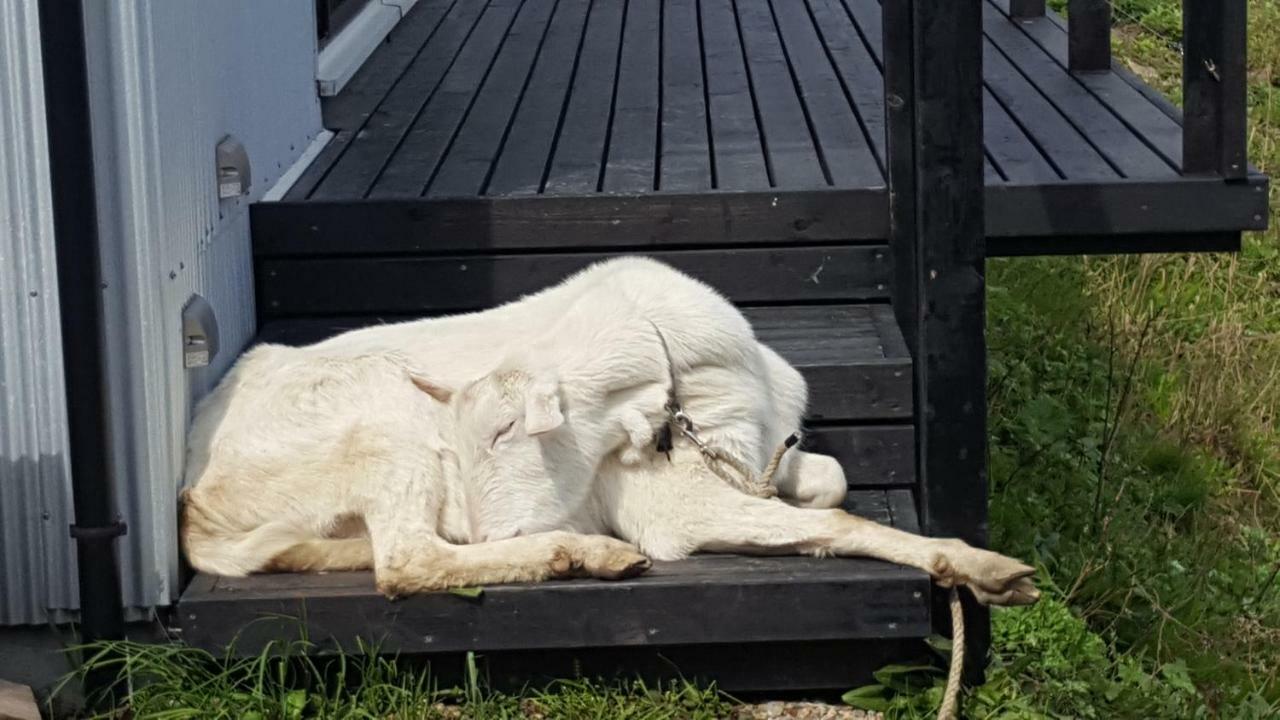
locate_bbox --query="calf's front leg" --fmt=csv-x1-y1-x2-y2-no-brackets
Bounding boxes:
604,453,1038,606
362,464,651,598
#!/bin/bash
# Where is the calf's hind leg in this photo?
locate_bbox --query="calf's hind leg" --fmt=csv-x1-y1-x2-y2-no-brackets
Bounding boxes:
610,456,1038,607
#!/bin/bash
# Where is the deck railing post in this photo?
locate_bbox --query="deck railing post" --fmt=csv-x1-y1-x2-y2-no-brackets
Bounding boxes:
1008,0,1046,19
884,0,990,683
1068,0,1112,72
1183,0,1248,179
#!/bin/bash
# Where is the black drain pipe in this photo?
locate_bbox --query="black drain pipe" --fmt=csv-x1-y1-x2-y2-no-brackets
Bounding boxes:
37,0,127,677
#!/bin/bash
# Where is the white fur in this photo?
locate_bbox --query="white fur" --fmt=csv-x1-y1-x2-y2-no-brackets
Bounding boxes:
181,258,1039,605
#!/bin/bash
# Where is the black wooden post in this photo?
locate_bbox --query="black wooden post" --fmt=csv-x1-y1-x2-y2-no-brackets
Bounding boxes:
884,0,990,682
1183,0,1248,179
1008,0,1046,19
1068,0,1112,72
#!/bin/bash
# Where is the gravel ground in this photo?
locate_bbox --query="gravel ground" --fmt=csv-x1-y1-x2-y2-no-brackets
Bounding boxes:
730,702,883,719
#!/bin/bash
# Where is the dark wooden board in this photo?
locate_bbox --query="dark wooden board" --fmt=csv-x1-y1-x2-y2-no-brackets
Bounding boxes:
425,0,563,198
803,425,915,486
270,0,1268,250
987,0,1185,170
659,0,713,191
258,246,894,315
700,0,771,190
1067,0,1110,72
1183,0,1248,178
982,89,1061,184
770,0,882,188
371,0,527,198
542,0,627,194
981,39,1117,180
982,3,1173,179
985,176,1269,238
734,0,828,188
252,302,911,423
806,0,887,169
311,0,492,200
251,190,889,256
885,0,990,681
601,0,663,192
178,489,930,655
482,0,593,196
321,0,458,131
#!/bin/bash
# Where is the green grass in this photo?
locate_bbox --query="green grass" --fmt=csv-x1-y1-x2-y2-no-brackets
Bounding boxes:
60,639,732,719
59,2,1280,718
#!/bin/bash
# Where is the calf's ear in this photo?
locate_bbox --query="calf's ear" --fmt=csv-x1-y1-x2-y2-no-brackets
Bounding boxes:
524,380,563,435
408,373,453,403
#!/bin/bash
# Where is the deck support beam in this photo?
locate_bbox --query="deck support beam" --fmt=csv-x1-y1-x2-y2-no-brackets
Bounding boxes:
1183,0,1248,179
1068,0,1111,72
884,0,990,683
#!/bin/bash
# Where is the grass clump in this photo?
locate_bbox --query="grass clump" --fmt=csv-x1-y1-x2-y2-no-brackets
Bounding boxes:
60,639,732,719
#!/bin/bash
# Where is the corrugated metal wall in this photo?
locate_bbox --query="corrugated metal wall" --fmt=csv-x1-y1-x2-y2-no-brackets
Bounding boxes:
0,0,321,625
0,0,79,626
79,0,322,618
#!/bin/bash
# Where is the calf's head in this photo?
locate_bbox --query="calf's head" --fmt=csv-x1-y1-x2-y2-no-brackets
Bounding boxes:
436,365,595,542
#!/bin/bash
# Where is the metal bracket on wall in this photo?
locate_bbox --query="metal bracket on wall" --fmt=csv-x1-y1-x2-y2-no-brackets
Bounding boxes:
216,135,251,199
181,294,219,369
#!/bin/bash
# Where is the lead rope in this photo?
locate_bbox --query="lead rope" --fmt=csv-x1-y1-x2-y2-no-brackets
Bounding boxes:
648,320,792,498
940,588,965,720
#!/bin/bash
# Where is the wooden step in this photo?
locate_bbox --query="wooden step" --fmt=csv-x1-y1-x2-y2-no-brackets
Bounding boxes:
255,304,914,483
256,246,892,317
176,490,930,655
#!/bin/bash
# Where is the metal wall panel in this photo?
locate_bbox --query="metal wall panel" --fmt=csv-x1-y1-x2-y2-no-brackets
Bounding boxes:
78,0,322,618
0,0,78,626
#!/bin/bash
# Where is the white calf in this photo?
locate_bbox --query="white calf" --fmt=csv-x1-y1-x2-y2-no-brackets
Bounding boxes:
444,261,1039,606
181,257,1037,605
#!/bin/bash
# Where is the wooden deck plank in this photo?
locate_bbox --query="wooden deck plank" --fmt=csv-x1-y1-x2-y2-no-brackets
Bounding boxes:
981,3,1174,179
482,0,592,196
310,0,490,200
253,302,914,426
841,0,1055,184
426,0,563,198
259,246,893,313
265,0,1268,250
770,0,882,187
251,189,889,255
983,89,1062,183
734,0,827,188
543,1,627,194
806,0,887,169
322,0,459,131
982,40,1117,180
370,0,527,198
700,0,771,190
805,426,915,486
988,0,1184,169
180,561,929,655
288,0,459,201
657,0,714,191
602,0,663,192
178,489,930,654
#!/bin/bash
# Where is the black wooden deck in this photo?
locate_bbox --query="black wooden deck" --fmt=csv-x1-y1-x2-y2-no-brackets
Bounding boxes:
263,0,1268,254
179,490,930,655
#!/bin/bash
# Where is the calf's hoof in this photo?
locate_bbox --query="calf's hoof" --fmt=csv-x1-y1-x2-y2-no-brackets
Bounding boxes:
930,542,1040,607
551,535,652,580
